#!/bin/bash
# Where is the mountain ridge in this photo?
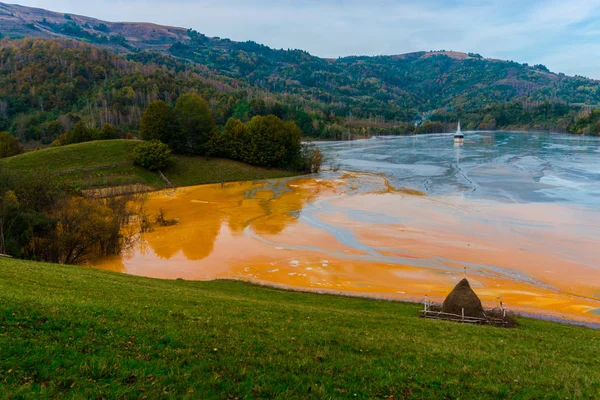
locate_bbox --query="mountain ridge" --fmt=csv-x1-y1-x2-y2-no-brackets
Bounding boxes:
1,2,600,140
0,1,588,79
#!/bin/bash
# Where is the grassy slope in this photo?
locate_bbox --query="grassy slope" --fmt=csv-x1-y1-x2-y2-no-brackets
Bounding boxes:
0,258,598,399
0,140,297,189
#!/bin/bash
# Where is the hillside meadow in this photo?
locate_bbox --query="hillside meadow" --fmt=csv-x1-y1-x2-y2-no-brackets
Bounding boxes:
0,257,599,398
0,140,297,190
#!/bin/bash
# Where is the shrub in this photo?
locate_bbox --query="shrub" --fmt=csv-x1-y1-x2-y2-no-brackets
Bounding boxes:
133,140,174,171
100,123,117,140
155,209,178,226
300,142,324,173
0,132,24,158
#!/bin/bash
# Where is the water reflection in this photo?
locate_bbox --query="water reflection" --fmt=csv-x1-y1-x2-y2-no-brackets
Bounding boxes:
92,132,600,324
319,131,600,204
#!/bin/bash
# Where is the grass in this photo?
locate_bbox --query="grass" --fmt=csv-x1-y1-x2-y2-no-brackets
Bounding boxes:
0,258,598,399
0,140,298,190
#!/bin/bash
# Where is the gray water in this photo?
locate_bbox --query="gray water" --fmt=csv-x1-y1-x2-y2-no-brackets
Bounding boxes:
318,132,600,206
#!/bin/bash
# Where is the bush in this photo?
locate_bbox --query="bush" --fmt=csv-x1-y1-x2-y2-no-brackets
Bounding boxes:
133,140,174,171
0,132,24,158
300,142,324,173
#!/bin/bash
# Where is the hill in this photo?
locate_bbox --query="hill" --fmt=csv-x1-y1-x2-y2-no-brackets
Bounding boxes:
0,2,191,52
1,2,599,139
0,140,296,190
0,257,599,398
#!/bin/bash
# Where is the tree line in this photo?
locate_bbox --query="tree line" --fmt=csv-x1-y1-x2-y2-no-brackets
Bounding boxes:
137,93,322,172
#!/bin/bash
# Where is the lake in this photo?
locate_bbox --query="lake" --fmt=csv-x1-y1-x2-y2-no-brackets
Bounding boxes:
93,132,600,324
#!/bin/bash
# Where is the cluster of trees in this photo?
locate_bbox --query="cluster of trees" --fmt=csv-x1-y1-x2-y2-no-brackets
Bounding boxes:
138,93,322,172
567,109,600,135
0,169,139,263
427,102,578,133
52,122,118,146
214,116,302,169
139,93,217,155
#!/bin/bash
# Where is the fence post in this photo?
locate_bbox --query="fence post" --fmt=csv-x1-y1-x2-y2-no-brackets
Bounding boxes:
462,308,465,321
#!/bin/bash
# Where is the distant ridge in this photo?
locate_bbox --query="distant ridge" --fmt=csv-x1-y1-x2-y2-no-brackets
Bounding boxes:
0,2,192,52
1,1,600,139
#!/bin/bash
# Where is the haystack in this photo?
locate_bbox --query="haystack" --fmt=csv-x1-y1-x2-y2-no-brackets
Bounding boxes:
442,278,485,318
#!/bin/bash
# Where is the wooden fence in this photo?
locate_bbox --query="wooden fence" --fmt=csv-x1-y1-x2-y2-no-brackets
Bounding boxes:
420,301,511,327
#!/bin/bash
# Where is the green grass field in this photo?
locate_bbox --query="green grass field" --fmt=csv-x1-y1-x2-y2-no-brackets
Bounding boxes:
0,140,297,190
0,258,598,399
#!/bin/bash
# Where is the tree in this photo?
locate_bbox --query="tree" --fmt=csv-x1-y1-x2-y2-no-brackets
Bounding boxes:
0,190,19,254
174,93,217,155
101,123,117,140
249,98,267,117
140,100,177,144
64,121,93,144
0,132,24,158
51,197,117,265
245,115,302,169
232,102,250,120
479,114,497,130
221,118,249,160
133,140,175,171
300,142,324,173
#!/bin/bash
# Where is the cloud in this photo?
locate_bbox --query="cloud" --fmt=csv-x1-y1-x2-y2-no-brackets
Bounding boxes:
13,0,600,78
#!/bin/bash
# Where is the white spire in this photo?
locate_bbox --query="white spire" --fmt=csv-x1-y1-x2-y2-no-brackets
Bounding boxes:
457,120,461,134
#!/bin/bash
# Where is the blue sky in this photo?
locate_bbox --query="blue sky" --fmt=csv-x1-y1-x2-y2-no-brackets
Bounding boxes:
14,0,600,79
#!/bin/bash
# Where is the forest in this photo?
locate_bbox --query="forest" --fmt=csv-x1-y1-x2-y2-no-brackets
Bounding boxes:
1,38,599,153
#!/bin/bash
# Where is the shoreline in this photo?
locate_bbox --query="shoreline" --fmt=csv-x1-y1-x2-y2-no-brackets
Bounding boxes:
226,277,600,329
91,172,600,327
311,129,600,142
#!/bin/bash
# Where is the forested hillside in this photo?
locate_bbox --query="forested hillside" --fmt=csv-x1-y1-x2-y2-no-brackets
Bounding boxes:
1,2,600,141
0,39,327,143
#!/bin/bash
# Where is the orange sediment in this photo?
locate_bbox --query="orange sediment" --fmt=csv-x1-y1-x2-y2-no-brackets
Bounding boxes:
92,173,600,324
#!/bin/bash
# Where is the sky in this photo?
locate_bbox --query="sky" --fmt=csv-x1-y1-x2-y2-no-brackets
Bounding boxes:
12,0,600,79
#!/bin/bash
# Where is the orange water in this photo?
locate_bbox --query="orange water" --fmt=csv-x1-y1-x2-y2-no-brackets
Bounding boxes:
93,173,600,324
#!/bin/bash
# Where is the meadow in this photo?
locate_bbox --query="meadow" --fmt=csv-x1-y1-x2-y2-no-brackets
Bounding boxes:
1,258,598,399
0,140,297,191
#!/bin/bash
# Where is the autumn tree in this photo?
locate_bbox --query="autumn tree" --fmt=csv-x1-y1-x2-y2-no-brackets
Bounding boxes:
50,197,117,265
100,123,117,140
0,132,24,158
